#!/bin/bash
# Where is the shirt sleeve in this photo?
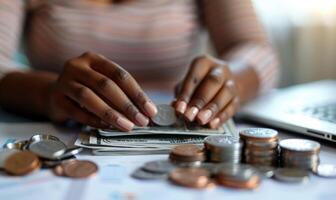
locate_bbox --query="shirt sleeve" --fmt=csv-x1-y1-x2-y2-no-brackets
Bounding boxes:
201,0,279,93
0,0,26,78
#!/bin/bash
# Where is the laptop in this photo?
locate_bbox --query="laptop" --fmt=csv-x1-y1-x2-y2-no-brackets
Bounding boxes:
239,80,336,142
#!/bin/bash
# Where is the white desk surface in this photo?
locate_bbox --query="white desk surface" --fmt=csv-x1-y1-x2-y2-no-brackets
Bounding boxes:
0,109,336,200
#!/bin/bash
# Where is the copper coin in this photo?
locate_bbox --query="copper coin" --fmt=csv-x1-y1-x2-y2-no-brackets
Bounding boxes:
240,128,278,142
4,151,40,175
53,165,65,177
217,175,260,189
62,160,98,178
170,144,205,162
169,168,210,189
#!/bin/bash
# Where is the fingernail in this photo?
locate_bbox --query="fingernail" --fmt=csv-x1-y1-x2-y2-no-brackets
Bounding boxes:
144,101,158,117
185,106,199,121
176,101,187,114
197,109,212,125
116,117,134,131
135,113,149,126
209,118,220,129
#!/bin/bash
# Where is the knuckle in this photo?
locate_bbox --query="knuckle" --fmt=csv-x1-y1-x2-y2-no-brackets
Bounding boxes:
207,102,219,113
114,67,131,82
191,96,206,108
207,73,223,84
75,86,90,102
102,109,118,122
96,77,112,91
136,91,147,104
124,103,139,117
81,51,96,58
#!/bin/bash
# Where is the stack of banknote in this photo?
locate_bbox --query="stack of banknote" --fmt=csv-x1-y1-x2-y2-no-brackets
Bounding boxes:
75,104,237,155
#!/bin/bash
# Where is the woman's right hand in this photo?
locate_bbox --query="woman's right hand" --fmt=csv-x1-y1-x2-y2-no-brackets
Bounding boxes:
46,52,157,131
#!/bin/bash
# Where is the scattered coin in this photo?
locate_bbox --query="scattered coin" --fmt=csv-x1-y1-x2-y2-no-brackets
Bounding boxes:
4,140,29,150
151,104,177,126
254,165,275,178
314,164,336,178
42,156,76,168
132,168,167,180
28,135,67,160
169,168,213,189
58,147,83,159
274,168,309,183
143,160,176,174
62,160,98,178
53,164,65,177
4,151,41,175
0,149,19,169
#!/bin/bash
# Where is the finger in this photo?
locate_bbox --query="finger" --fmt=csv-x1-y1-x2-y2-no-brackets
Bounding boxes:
61,98,107,129
61,81,134,131
73,66,149,127
209,97,240,129
184,66,228,122
175,56,213,114
83,52,157,117
196,80,235,125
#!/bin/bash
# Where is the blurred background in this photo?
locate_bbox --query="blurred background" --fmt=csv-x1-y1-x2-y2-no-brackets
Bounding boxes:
15,0,336,88
253,0,336,87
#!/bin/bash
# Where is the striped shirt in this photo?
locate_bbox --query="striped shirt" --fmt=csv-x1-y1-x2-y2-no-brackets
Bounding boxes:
0,0,279,92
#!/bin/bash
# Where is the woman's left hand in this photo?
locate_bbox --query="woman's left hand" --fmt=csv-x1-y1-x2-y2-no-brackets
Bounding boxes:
173,55,240,129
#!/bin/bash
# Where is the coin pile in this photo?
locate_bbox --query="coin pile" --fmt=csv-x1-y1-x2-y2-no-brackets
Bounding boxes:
169,144,205,167
240,128,279,167
204,135,242,164
0,134,98,178
279,138,320,171
215,164,261,189
169,168,215,189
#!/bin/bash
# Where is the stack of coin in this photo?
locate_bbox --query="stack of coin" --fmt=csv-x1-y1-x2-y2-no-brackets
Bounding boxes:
279,139,320,171
169,144,205,167
215,164,261,189
240,128,279,166
204,135,242,164
169,168,215,189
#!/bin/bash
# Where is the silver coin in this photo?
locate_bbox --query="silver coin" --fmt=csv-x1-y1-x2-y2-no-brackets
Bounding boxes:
143,160,176,174
204,135,241,148
240,128,278,139
315,164,336,178
274,168,309,182
151,104,177,126
132,168,167,180
57,147,83,159
254,166,275,178
42,156,76,168
216,164,258,182
279,139,320,152
30,134,60,143
4,140,29,150
0,149,19,169
29,139,67,159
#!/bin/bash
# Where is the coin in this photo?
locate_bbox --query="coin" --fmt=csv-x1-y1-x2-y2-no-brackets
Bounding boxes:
42,156,76,168
240,128,278,141
143,160,176,174
169,168,211,189
314,164,336,178
254,166,275,178
4,151,41,175
53,165,65,177
4,140,29,150
274,168,309,182
62,160,98,178
132,168,167,180
28,139,67,160
58,147,83,159
216,164,260,189
279,139,320,153
0,149,19,169
151,104,177,126
169,144,205,162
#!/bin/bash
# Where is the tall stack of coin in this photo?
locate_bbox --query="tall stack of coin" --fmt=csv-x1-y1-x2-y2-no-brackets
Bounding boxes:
279,139,320,171
240,128,279,166
169,144,205,167
204,135,242,164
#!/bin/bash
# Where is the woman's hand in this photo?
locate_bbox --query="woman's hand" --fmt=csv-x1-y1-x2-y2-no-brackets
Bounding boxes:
174,55,240,129
47,52,157,131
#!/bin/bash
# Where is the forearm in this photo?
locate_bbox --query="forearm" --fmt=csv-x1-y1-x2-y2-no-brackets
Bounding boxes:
0,71,58,117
